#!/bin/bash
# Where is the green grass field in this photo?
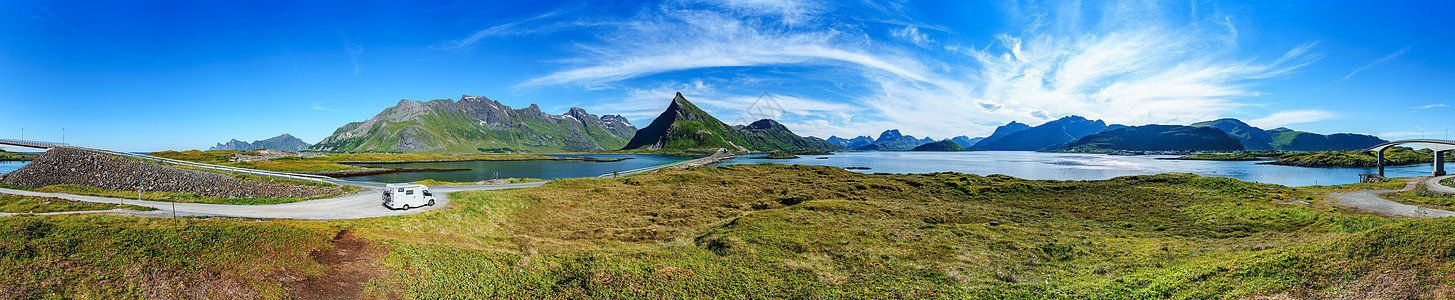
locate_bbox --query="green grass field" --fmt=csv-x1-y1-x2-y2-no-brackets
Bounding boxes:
24,184,348,205
0,194,157,213
3,164,1453,298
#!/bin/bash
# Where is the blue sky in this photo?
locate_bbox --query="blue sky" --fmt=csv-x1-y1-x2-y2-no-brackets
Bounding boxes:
2,0,1453,151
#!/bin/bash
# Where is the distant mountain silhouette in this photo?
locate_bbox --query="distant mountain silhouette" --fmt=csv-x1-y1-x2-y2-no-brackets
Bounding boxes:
949,136,984,148
210,134,311,152
971,121,1030,149
1062,125,1244,152
851,129,934,150
972,116,1108,151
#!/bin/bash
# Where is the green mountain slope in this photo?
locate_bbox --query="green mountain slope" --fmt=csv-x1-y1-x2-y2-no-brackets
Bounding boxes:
1191,118,1274,150
1267,128,1387,151
621,93,842,152
1062,125,1245,152
309,95,636,153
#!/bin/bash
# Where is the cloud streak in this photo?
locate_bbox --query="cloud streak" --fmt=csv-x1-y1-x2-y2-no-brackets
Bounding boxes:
1340,45,1412,82
511,0,1320,138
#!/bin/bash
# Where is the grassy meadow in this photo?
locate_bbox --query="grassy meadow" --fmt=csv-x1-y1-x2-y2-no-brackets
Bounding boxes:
0,194,157,213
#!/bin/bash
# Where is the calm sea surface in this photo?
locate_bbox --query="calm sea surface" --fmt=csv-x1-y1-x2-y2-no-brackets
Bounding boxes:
721,151,1453,187
3,152,1449,187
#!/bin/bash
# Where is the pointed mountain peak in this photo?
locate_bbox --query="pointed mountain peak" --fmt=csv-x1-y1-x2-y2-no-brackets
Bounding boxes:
877,129,903,142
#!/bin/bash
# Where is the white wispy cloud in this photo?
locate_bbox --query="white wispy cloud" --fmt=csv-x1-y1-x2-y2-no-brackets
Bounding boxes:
1247,110,1337,128
337,28,363,75
310,102,334,111
438,8,577,52
890,25,933,48
1339,45,1413,82
1417,103,1449,109
515,0,1320,138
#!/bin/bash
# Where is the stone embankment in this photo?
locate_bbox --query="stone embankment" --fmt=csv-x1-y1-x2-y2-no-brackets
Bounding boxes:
1,148,343,199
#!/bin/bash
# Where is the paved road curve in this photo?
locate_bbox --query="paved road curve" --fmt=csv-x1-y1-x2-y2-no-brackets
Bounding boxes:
1425,175,1455,194
1328,177,1455,218
0,181,547,219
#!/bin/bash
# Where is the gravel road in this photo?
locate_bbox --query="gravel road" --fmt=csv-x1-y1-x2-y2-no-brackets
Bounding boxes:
1327,177,1455,218
0,180,547,220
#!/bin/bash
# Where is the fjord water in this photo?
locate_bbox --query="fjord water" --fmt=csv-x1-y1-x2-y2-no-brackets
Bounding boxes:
0,161,25,175
4,152,1446,187
722,151,1454,187
337,154,694,183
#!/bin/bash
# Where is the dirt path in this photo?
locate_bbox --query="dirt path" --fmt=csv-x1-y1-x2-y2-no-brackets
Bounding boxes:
288,229,391,300
0,181,547,220
1327,177,1455,218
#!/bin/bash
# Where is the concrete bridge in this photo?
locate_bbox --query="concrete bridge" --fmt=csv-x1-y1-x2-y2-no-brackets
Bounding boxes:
1364,139,1455,177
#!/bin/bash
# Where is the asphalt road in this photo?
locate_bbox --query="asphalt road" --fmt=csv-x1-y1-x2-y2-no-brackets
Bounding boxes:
0,181,548,220
1425,175,1455,194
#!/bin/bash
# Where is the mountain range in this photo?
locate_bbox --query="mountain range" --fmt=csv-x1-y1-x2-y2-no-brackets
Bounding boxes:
846,130,937,150
972,116,1112,151
1062,125,1245,152
833,117,1385,153
621,93,841,152
208,134,311,152
308,95,636,153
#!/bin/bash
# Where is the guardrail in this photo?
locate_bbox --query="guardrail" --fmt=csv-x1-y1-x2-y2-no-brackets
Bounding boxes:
599,148,730,178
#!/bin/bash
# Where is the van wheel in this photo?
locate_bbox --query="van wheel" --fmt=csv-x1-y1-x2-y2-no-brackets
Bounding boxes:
428,199,436,206
402,204,411,210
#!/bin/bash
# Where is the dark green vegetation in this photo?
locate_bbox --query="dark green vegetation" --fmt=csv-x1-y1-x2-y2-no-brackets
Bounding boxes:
1166,153,1265,161
621,93,841,152
0,194,157,213
309,95,638,153
28,184,348,205
1063,125,1244,152
972,116,1110,151
0,215,336,298
1267,147,1432,167
340,164,1453,298
783,149,833,155
757,152,800,159
208,133,312,152
912,140,968,151
0,149,39,161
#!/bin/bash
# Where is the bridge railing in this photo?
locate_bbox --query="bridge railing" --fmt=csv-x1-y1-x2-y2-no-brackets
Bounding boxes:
0,138,69,149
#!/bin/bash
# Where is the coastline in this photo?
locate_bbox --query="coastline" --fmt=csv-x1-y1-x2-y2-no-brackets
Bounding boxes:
333,156,630,165
299,167,471,178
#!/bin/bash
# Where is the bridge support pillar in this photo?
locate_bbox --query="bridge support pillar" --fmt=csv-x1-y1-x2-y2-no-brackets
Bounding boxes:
1437,151,1447,176
1378,149,1386,177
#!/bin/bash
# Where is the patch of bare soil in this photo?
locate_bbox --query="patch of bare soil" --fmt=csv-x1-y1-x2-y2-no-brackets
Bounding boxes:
288,229,391,299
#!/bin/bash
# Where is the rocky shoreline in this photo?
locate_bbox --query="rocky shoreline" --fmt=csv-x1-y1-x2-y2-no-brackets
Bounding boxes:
1,148,343,199
1257,160,1432,168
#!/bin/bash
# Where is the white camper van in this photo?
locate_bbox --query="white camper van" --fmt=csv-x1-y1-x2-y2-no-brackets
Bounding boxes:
383,183,436,210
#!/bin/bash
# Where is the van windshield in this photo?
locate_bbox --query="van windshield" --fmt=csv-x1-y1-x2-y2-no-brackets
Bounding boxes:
423,191,432,196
